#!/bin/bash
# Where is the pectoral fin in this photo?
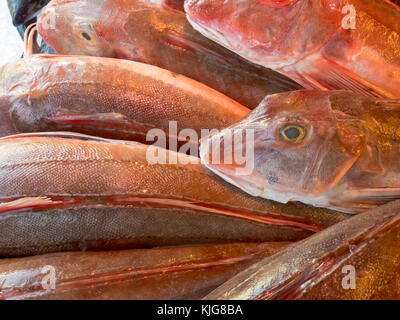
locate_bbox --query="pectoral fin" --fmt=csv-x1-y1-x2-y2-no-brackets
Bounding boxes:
0,197,68,214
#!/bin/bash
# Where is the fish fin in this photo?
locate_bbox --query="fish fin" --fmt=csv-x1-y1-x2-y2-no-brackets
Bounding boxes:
47,112,129,125
46,113,157,139
0,197,68,214
286,58,392,98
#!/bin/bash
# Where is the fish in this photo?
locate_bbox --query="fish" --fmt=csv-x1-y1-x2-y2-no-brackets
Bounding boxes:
146,0,185,12
0,242,289,300
204,199,400,300
391,0,400,7
8,0,50,26
37,0,302,109
200,90,400,213
0,132,348,257
0,54,249,147
185,0,400,99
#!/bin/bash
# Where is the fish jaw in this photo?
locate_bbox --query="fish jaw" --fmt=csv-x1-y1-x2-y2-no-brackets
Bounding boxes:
200,127,314,205
37,0,115,57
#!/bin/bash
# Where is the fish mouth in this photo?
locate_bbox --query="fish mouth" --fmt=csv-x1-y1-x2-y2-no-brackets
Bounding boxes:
0,194,321,233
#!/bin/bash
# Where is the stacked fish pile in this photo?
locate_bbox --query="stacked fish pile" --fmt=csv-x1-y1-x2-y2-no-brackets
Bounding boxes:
0,0,400,300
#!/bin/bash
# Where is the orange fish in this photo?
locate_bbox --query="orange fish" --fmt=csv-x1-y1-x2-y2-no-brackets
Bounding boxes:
185,0,400,99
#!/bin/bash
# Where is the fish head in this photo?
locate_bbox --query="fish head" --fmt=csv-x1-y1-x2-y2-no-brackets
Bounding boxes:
37,0,115,57
185,0,345,68
200,90,366,206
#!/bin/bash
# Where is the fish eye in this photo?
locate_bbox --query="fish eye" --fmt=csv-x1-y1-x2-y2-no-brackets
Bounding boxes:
81,32,91,41
79,22,95,41
279,124,306,143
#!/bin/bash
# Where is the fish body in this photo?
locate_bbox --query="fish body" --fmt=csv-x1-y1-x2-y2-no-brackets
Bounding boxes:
0,132,347,257
0,242,288,300
185,0,400,99
200,90,400,213
37,0,302,109
204,199,400,300
0,54,248,144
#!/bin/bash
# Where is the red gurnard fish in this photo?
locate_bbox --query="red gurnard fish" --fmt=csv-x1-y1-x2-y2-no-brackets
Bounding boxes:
185,0,400,99
0,242,288,300
0,54,249,145
37,0,302,109
205,199,400,300
0,132,347,257
200,90,400,213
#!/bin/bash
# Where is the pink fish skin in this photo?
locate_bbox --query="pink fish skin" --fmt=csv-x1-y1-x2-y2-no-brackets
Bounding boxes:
0,242,289,300
185,0,400,99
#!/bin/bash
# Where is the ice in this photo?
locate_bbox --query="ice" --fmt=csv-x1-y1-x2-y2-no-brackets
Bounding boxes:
0,0,24,67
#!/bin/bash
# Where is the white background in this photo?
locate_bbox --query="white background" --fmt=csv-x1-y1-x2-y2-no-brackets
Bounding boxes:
0,0,24,67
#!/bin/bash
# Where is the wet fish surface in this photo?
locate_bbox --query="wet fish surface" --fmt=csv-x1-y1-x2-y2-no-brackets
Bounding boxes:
0,132,347,257
37,0,302,109
0,242,288,300
0,54,249,144
185,0,400,99
200,90,400,213
204,199,400,300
